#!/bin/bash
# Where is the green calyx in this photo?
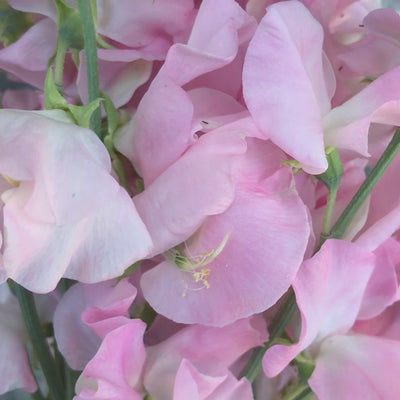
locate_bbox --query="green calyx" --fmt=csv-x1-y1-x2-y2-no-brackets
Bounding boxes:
44,67,101,128
316,147,343,191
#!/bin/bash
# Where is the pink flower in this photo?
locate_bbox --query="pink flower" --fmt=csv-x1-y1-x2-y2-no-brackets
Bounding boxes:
0,110,152,292
138,121,310,326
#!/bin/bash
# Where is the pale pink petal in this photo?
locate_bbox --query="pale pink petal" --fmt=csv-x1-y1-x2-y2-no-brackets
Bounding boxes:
63,187,153,285
75,320,146,400
243,0,331,174
8,0,57,19
173,359,253,400
141,168,309,326
77,52,152,108
323,65,400,155
173,360,226,400
356,153,400,250
188,87,246,133
115,77,195,185
96,0,194,49
0,110,153,292
0,19,56,88
134,128,247,255
310,334,400,400
144,316,266,398
115,0,255,185
54,280,137,370
358,238,399,319
353,302,400,341
0,110,117,225
263,240,375,377
2,89,40,110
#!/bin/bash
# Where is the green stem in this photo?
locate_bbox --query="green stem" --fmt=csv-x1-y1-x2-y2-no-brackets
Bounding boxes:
12,282,65,400
65,367,81,400
76,0,101,137
321,185,338,236
281,383,313,400
54,39,68,93
239,289,296,382
319,128,400,248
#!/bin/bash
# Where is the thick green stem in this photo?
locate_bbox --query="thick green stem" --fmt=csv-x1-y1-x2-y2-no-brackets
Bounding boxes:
12,282,64,400
319,128,400,248
76,0,101,137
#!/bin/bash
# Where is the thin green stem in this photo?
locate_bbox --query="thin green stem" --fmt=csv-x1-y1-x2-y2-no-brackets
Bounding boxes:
319,128,400,248
321,185,338,236
12,282,65,400
240,289,296,383
76,0,101,137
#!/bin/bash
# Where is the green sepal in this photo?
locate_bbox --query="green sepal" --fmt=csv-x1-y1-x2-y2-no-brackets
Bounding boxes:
68,99,102,128
102,91,120,136
114,261,142,285
0,1,32,46
44,67,102,128
315,147,343,190
295,353,315,381
44,68,68,110
135,301,157,328
136,178,145,194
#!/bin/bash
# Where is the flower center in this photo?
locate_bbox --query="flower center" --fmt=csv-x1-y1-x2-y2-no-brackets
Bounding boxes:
164,231,230,296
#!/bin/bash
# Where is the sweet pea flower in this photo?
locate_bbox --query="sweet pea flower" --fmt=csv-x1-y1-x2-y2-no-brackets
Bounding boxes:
144,317,266,399
75,315,265,400
54,280,138,370
173,359,254,400
115,0,257,185
243,0,400,175
137,119,310,326
0,109,152,292
261,239,400,399
74,319,147,400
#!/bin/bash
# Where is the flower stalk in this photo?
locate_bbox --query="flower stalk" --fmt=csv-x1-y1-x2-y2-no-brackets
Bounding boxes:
76,0,101,137
10,281,65,400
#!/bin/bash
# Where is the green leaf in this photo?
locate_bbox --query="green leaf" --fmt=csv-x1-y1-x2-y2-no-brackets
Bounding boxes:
67,99,102,128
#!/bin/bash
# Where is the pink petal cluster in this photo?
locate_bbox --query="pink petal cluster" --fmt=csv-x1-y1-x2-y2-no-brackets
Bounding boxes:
1,0,400,398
